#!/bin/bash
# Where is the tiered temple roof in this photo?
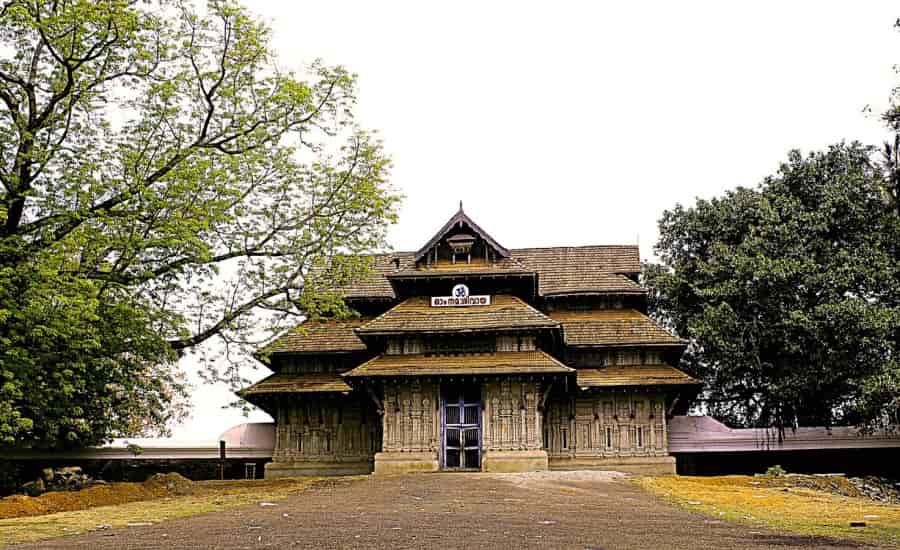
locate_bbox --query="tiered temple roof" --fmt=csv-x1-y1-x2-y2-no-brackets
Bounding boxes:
241,205,699,411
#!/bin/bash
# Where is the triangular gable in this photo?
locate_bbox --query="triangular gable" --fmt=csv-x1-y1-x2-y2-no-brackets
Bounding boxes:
414,202,510,262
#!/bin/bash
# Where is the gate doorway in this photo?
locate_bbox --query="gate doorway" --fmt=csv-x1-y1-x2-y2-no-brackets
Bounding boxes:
441,382,481,470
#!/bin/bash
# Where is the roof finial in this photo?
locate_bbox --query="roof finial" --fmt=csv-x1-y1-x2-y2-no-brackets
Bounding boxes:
458,200,464,212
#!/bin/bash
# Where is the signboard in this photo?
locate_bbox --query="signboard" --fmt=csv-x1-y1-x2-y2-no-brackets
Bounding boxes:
430,284,491,307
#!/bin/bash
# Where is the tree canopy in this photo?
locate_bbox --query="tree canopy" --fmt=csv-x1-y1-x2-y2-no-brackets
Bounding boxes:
647,143,900,429
0,0,399,448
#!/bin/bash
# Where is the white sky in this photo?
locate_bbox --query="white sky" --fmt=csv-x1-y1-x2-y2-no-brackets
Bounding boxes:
172,0,900,440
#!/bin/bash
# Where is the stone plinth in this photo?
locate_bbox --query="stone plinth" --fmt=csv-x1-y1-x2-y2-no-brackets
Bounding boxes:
373,451,439,475
482,450,549,472
264,460,372,478
548,455,676,475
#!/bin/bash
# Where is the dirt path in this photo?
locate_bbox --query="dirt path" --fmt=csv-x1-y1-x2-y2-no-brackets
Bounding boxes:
3,472,885,549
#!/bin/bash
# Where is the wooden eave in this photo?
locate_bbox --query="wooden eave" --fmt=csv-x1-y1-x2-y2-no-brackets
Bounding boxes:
355,326,561,338
542,287,648,297
238,372,352,396
386,269,535,280
343,350,573,378
565,341,688,350
575,365,700,389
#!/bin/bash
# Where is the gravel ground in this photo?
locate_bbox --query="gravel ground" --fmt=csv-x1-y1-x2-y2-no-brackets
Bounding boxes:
4,471,884,550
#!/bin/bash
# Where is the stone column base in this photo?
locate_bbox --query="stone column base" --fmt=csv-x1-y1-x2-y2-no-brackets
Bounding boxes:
549,455,676,475
482,450,549,472
264,460,372,478
373,451,439,475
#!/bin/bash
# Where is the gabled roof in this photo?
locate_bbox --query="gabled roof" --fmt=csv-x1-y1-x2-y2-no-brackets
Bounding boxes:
576,365,699,388
343,350,573,377
415,204,510,262
262,318,369,355
549,309,686,348
356,295,559,335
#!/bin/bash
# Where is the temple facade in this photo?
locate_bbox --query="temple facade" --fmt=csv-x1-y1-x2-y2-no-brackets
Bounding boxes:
238,206,699,476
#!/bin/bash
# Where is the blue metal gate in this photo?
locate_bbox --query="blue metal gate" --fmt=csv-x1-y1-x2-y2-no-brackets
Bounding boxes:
441,383,481,469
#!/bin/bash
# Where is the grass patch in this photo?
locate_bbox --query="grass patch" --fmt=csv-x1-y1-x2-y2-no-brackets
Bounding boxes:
637,475,900,546
0,477,325,546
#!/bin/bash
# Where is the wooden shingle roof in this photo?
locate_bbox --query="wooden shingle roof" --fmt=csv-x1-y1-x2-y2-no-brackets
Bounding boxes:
238,372,352,396
550,309,686,348
339,253,415,300
343,350,573,377
356,295,559,335
511,246,643,296
576,365,699,388
334,245,643,300
263,318,369,355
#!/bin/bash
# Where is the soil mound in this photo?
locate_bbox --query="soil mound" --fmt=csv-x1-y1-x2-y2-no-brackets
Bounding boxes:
142,472,195,496
0,472,195,520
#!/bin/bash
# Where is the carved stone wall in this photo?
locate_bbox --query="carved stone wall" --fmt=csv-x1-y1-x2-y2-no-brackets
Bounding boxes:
381,380,440,453
482,380,542,451
543,392,668,458
272,393,380,463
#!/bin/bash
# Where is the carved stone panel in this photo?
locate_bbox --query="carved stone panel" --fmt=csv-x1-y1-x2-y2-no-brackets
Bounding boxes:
272,393,380,464
483,380,542,451
543,391,669,458
381,380,439,453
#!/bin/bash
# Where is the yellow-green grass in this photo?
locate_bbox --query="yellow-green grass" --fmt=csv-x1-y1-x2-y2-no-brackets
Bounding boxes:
0,477,327,546
638,475,900,546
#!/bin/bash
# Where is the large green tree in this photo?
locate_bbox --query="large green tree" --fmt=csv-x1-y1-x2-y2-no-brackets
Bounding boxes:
0,0,399,448
647,143,900,429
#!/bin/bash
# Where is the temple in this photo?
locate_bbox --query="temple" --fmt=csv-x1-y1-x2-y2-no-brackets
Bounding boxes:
238,205,699,476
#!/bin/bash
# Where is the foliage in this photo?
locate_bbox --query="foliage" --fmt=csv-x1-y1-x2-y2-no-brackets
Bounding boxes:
646,143,900,429
765,465,786,477
0,0,399,448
